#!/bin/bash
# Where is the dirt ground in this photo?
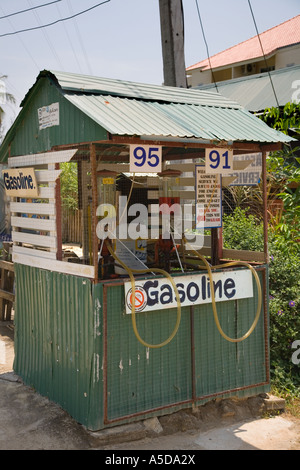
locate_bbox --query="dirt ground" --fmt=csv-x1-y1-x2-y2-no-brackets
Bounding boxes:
0,321,300,451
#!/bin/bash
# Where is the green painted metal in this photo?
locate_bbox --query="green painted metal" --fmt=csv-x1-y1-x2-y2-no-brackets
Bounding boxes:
14,264,96,426
0,69,294,163
0,75,107,162
13,263,269,431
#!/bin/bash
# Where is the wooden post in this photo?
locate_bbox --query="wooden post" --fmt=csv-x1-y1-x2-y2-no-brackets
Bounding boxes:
90,143,98,281
262,150,269,263
55,162,62,261
159,0,187,88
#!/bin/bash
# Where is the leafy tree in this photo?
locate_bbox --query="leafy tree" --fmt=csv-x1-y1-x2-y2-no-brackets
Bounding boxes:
258,102,300,137
60,162,78,211
0,75,16,144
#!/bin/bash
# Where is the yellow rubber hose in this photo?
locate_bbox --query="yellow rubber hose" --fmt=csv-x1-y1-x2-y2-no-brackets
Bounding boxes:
105,241,181,349
105,236,262,347
183,238,262,343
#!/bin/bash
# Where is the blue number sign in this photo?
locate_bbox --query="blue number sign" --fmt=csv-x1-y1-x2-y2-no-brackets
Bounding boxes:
130,145,162,173
205,148,233,174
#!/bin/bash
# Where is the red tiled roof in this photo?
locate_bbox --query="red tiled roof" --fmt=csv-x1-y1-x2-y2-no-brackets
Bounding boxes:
187,15,300,71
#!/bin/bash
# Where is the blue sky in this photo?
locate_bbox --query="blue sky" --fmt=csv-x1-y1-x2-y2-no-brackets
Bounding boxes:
1,0,299,132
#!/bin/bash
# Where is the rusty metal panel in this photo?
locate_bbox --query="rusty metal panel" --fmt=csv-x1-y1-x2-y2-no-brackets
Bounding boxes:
194,268,269,402
13,264,269,431
102,282,192,424
14,263,95,427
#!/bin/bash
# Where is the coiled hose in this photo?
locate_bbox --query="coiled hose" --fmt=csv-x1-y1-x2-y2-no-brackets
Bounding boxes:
105,240,181,349
105,237,262,348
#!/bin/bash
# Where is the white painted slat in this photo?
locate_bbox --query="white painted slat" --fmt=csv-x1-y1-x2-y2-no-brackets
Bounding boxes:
177,177,195,186
148,190,159,199
97,163,129,172
8,149,78,168
178,191,195,199
12,231,57,248
11,216,56,232
13,245,57,260
36,186,55,198
165,163,196,172
10,202,56,215
13,253,94,278
35,170,61,183
222,176,238,186
233,159,255,170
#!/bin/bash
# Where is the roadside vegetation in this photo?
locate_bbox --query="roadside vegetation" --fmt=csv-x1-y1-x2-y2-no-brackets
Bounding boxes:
223,102,300,414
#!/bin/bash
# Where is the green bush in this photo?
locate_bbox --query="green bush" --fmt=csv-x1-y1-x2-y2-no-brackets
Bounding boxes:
222,207,300,396
222,207,264,251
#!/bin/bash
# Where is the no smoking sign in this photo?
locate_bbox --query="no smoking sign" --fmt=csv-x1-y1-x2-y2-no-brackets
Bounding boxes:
126,286,147,313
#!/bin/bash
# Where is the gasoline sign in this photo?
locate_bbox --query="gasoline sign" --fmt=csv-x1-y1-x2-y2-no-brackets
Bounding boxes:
2,167,39,197
124,269,253,314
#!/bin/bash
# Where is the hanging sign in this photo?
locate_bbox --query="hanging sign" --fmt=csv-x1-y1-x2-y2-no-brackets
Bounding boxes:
2,167,39,197
38,102,59,130
205,148,233,174
195,165,222,229
124,269,253,314
229,153,262,186
129,145,162,173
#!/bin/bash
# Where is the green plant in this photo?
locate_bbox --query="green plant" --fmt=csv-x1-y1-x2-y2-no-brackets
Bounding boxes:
222,207,264,251
222,207,300,397
60,162,78,211
259,102,300,137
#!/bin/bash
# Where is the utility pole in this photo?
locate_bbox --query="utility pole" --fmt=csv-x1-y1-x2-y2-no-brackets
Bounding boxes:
159,0,187,88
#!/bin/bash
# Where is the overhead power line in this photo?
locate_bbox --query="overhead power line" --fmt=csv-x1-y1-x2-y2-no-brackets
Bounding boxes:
0,0,111,38
247,0,280,108
194,0,218,92
0,1,62,20
27,0,65,71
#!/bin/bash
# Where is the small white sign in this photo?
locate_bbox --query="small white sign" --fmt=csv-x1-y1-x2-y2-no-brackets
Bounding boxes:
130,145,162,173
196,166,222,229
38,102,59,130
125,269,253,314
205,148,233,174
229,153,262,186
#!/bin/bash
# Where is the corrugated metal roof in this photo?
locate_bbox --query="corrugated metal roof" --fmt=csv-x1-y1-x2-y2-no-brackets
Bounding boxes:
49,70,242,108
65,89,293,143
0,69,294,164
195,65,300,112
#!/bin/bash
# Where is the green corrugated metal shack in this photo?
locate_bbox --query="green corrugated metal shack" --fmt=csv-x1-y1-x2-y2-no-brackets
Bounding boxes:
0,70,294,430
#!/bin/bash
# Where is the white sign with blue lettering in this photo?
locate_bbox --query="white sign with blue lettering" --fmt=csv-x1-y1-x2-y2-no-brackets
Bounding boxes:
38,102,59,130
129,145,162,173
205,148,234,174
125,269,253,314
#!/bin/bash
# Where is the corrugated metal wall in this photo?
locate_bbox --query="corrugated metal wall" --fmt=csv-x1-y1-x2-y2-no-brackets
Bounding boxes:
9,78,107,158
14,264,96,426
14,264,269,431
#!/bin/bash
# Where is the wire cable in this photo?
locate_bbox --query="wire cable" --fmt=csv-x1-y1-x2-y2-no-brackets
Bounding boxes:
66,0,93,75
247,0,280,108
0,5,40,71
55,2,84,74
194,0,218,92
0,0,111,38
0,0,62,20
27,0,64,71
